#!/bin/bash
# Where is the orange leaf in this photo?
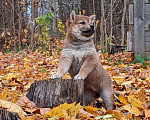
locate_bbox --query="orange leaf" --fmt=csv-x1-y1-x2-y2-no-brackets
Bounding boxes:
83,10,86,15
119,94,128,105
138,90,146,102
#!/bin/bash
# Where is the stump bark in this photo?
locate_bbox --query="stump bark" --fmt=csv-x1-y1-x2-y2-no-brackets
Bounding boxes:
26,78,84,108
0,108,21,120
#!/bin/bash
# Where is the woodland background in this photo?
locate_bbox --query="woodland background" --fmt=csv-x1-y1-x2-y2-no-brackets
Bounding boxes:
0,0,131,53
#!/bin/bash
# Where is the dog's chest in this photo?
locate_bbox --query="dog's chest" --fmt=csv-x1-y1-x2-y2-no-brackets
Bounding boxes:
72,50,86,63
69,49,87,75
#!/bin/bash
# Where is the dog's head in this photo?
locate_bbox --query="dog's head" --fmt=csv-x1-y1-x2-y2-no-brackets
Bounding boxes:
66,10,95,41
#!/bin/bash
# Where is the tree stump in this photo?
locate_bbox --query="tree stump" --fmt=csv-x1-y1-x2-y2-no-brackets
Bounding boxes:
26,78,84,108
0,108,21,120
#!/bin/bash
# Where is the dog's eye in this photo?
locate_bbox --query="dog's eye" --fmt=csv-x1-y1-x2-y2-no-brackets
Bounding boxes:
80,22,85,25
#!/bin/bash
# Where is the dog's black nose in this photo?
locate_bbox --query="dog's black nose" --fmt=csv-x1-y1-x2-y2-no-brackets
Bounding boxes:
90,25,94,30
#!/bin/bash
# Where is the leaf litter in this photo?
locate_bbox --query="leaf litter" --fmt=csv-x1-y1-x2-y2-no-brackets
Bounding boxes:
0,49,150,119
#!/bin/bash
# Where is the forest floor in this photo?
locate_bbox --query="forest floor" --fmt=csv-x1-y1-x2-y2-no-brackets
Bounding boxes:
0,44,150,119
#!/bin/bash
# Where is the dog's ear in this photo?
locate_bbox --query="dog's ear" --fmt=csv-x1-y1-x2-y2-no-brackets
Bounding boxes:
90,15,95,24
70,10,76,22
66,11,76,31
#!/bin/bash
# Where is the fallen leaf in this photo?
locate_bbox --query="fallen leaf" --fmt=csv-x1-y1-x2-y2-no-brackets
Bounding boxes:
123,105,142,116
0,87,8,100
40,108,51,116
107,110,125,119
144,109,150,119
0,99,27,117
119,94,128,105
128,95,144,109
16,95,37,113
86,106,99,115
79,108,95,118
95,114,114,119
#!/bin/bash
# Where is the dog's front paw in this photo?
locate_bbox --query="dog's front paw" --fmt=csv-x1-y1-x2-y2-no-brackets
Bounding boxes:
51,74,62,79
74,75,83,80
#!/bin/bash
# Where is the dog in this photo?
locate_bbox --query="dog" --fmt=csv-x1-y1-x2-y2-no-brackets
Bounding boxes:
51,10,115,110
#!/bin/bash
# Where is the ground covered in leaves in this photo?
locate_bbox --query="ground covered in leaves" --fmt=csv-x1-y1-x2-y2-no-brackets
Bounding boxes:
0,47,150,119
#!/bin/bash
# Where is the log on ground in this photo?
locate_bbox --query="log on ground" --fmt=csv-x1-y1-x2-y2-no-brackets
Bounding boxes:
26,78,84,108
0,108,21,120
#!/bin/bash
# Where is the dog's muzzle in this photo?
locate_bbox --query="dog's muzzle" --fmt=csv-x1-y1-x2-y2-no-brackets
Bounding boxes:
81,25,95,37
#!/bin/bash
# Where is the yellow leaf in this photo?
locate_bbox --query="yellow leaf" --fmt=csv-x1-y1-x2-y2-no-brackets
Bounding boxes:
86,106,99,115
3,73,17,80
107,67,112,71
20,1,26,5
118,63,124,67
125,113,132,119
113,76,124,82
7,32,10,36
119,94,128,105
107,110,125,119
62,73,71,79
24,29,28,34
0,87,8,100
62,109,68,119
61,102,76,111
127,95,144,109
146,77,150,82
79,11,81,15
69,103,83,116
46,106,61,118
46,102,79,118
24,58,30,62
123,105,141,116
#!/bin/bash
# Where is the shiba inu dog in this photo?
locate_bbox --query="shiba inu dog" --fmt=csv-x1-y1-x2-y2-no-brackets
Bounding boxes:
51,10,115,110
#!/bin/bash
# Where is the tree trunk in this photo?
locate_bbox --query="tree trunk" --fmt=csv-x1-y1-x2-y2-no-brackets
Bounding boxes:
18,0,22,51
72,0,75,10
30,0,34,51
93,0,96,45
12,0,16,52
121,0,127,46
100,0,105,51
0,108,21,120
110,0,113,52
26,79,84,108
81,0,93,15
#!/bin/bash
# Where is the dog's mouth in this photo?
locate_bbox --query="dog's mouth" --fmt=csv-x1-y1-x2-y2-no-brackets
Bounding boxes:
82,30,94,37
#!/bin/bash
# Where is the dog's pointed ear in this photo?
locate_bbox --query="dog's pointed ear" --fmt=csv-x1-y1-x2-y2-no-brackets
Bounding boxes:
70,10,76,22
90,15,95,24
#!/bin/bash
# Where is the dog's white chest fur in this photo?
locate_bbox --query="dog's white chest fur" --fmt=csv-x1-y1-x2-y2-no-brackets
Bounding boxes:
72,50,86,62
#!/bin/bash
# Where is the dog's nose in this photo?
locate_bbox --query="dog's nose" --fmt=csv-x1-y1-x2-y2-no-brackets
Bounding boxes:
90,25,94,30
